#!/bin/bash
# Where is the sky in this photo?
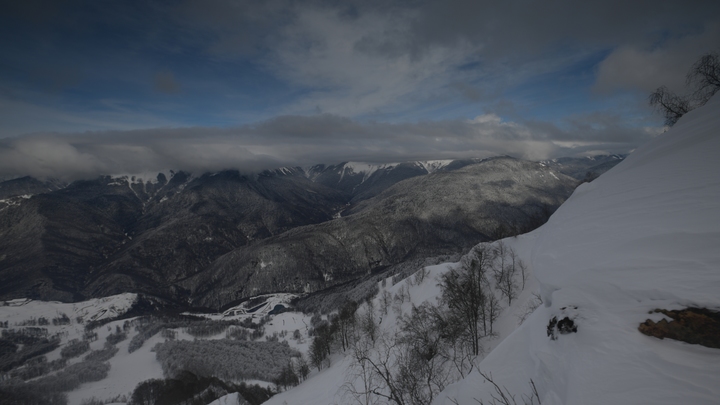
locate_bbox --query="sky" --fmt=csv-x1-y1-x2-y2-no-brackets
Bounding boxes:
0,0,718,179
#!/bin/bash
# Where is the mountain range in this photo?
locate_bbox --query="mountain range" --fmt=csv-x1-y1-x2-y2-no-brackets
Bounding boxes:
0,155,621,309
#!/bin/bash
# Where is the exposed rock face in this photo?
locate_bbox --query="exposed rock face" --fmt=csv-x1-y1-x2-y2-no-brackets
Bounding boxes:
0,157,581,309
639,308,720,349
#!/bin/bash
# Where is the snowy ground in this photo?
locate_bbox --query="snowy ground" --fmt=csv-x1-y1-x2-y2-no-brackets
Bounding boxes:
434,94,720,404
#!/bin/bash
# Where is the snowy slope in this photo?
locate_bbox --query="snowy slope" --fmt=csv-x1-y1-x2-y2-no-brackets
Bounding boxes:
0,293,137,325
260,234,541,405
434,97,720,403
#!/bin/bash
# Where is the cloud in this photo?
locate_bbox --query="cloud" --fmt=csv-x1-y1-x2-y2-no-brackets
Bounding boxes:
0,94,180,138
0,113,658,181
257,6,479,117
0,0,716,170
594,25,720,94
209,0,720,118
373,0,720,58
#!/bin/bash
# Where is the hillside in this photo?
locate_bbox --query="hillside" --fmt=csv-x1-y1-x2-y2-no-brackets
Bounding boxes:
435,95,720,403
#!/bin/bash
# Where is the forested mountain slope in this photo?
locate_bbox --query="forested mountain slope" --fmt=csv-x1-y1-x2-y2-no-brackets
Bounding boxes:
0,157,578,308
182,157,576,308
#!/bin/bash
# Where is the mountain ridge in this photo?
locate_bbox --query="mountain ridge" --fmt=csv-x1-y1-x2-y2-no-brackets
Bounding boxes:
0,155,621,308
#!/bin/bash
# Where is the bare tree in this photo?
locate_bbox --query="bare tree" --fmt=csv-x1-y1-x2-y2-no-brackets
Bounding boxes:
350,332,408,405
296,353,311,381
347,303,460,405
414,267,430,285
486,293,502,335
336,300,359,352
472,371,542,405
344,335,382,405
310,322,333,370
492,241,509,285
516,254,528,290
648,86,691,126
496,264,518,306
492,242,524,305
380,290,393,316
438,246,495,356
687,52,720,104
359,301,378,343
650,51,720,126
397,305,453,405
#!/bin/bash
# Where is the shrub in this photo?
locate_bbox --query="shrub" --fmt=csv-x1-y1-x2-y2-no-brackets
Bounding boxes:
11,356,66,381
185,321,230,338
105,330,127,346
52,313,71,326
128,323,165,353
61,339,90,359
129,372,274,405
154,339,300,382
84,346,119,362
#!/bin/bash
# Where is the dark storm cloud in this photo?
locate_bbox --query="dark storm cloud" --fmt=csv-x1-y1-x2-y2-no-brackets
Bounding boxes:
0,113,657,181
4,0,719,94
353,0,719,57
338,0,720,98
